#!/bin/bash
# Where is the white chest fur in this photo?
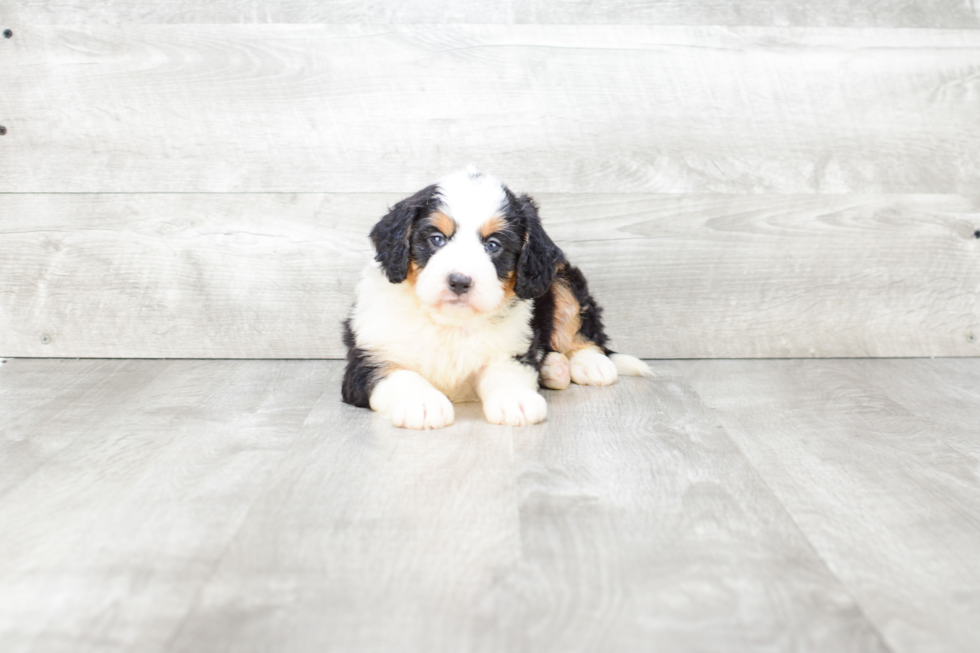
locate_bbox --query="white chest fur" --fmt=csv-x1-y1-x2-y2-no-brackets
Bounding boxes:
351,264,534,402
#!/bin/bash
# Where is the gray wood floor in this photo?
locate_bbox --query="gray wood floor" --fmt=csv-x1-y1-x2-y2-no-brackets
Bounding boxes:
1,358,978,653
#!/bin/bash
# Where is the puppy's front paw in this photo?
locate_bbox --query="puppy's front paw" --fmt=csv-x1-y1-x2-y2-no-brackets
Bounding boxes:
388,388,454,430
483,387,547,426
540,351,570,390
569,349,618,386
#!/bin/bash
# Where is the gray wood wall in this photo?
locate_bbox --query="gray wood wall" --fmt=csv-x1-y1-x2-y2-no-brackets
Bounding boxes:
1,2,978,358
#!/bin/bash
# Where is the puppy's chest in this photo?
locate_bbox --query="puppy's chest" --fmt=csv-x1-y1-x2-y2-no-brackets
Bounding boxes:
394,321,525,400
355,267,534,399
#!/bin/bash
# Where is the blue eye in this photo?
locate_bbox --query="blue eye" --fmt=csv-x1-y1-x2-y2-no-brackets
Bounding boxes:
484,239,501,253
430,234,447,248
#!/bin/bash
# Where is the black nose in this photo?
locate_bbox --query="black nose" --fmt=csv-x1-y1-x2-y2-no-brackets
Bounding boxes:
447,273,473,296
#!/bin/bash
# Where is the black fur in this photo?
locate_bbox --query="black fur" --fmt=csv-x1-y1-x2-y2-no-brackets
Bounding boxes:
341,319,384,408
508,192,565,300
516,287,557,373
514,261,614,375
370,184,441,283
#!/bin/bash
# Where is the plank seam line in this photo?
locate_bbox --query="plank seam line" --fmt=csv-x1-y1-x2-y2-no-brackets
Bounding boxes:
694,401,897,653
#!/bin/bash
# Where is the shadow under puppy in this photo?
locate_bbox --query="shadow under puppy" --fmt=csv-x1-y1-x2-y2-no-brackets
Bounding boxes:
342,170,650,429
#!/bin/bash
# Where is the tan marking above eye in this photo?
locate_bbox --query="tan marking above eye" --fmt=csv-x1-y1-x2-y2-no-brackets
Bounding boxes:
429,212,457,238
479,214,508,239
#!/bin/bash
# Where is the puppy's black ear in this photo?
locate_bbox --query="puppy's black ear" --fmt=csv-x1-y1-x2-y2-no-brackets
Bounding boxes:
370,184,440,283
514,193,564,299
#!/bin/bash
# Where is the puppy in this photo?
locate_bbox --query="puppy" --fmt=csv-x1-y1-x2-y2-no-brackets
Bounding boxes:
342,170,650,429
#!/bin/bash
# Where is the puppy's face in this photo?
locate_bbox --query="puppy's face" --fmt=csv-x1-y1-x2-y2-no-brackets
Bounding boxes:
409,184,522,319
370,171,563,321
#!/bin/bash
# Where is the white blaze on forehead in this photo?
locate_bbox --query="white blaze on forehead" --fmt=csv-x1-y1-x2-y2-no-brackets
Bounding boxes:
411,170,509,319
435,170,508,235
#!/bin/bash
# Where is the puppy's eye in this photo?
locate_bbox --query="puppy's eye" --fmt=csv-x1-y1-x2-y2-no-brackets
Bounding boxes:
484,239,501,254
429,234,447,248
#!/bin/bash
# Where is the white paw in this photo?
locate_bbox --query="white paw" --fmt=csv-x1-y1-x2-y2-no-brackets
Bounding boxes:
388,388,454,430
483,387,547,426
569,349,618,386
540,351,570,390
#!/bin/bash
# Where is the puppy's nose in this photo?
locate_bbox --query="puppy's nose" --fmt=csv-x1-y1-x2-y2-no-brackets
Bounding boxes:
447,273,473,296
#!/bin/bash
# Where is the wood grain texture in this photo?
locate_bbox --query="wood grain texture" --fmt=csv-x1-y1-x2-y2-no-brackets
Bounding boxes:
166,392,523,653
679,359,980,653
476,367,888,652
848,358,980,460
2,193,977,359
0,193,373,358
2,0,978,27
112,362,883,652
3,25,979,194
0,359,332,653
5,358,980,651
0,358,173,495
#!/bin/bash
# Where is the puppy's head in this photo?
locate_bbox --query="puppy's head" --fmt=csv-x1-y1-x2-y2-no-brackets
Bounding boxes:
370,170,563,320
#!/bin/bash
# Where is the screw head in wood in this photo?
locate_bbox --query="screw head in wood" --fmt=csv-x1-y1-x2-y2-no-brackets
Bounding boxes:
974,229,980,239
2,29,12,39
0,126,6,136
969,333,978,344
40,334,51,345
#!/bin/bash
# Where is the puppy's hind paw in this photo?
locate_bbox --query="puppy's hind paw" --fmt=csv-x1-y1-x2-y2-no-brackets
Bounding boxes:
540,351,571,390
483,387,547,426
569,349,618,386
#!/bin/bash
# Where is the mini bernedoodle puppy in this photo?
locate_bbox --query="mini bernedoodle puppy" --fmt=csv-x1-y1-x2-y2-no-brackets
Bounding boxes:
342,170,650,429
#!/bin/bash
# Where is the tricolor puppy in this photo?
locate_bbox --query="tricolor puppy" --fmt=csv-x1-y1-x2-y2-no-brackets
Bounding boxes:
342,170,650,429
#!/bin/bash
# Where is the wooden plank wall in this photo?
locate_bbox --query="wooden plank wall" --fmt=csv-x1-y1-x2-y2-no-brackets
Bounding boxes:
5,1,980,27
1,2,978,358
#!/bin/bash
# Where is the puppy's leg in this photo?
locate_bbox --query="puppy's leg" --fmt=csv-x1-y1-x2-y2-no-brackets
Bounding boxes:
370,370,454,430
478,361,547,426
548,264,639,387
540,351,571,390
568,347,619,387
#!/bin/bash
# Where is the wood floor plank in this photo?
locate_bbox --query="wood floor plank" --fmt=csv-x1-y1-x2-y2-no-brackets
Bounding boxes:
0,358,173,496
851,358,980,460
678,359,980,653
485,369,888,652
6,359,977,651
2,193,976,359
167,365,887,652
165,398,522,653
3,0,977,28
0,360,332,653
3,25,979,194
